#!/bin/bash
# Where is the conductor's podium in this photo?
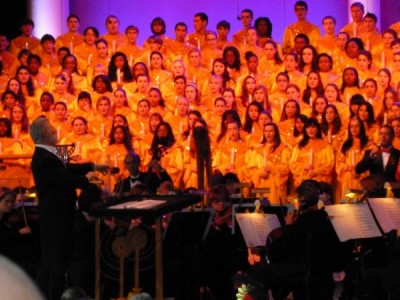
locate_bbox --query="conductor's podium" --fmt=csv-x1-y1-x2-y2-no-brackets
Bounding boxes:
90,194,201,300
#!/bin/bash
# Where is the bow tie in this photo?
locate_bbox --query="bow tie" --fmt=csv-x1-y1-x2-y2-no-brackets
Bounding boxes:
381,148,391,154
130,176,140,183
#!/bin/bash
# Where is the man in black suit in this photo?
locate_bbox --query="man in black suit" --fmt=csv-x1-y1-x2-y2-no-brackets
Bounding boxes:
30,116,108,300
114,151,147,194
356,125,400,196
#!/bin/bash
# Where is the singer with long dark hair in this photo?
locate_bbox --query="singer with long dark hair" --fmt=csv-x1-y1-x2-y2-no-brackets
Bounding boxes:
356,125,400,197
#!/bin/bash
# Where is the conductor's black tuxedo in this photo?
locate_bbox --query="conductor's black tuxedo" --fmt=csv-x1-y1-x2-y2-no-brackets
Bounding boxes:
31,146,93,299
355,147,400,196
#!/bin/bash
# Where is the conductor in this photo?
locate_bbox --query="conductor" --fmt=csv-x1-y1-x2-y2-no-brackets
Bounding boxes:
30,116,108,300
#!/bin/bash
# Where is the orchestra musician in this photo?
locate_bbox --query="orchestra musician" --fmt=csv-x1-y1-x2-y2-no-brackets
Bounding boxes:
29,116,109,300
248,179,343,299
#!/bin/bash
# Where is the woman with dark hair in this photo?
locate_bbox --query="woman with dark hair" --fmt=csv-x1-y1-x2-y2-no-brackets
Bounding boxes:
108,52,133,87
269,72,289,113
222,87,239,112
1,90,18,119
250,122,290,203
324,83,350,122
310,95,328,124
62,54,88,92
223,46,242,80
184,83,207,114
216,109,242,144
317,53,339,87
344,37,364,61
283,52,306,91
340,67,361,103
5,78,25,106
358,101,379,142
254,17,273,48
212,120,249,182
15,65,38,114
278,98,301,143
336,117,372,199
287,113,308,146
149,50,171,88
111,88,135,122
321,104,345,152
211,58,234,89
241,51,269,89
261,40,282,75
148,121,182,189
91,74,113,104
147,87,172,119
376,88,399,125
238,75,256,109
205,97,226,137
290,118,334,187
302,71,325,106
376,68,393,99
298,45,318,75
242,101,264,134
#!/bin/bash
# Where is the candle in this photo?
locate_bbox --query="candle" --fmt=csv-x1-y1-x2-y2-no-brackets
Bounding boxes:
280,97,284,110
193,75,197,83
230,148,236,164
69,41,74,54
76,141,81,156
368,98,372,104
346,93,350,105
309,97,313,107
140,122,145,136
351,150,355,165
25,42,29,49
381,52,385,68
155,75,160,88
309,148,313,165
366,39,370,51
14,128,19,140
249,94,252,104
263,148,267,167
353,22,357,37
114,154,118,167
147,53,150,66
100,123,105,138
186,135,191,151
129,54,133,67
112,40,116,54
117,69,121,84
328,130,332,144
57,126,61,141
87,54,92,66
197,38,201,50
210,58,213,70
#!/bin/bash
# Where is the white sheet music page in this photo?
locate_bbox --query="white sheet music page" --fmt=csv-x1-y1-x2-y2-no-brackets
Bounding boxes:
108,200,166,210
235,213,281,247
368,198,400,233
325,203,382,242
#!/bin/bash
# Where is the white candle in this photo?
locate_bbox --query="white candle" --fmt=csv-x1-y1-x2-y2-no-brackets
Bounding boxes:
147,53,150,66
230,148,236,164
353,22,357,37
309,97,313,107
117,69,121,84
280,97,284,110
210,58,213,70
114,154,118,167
346,93,350,105
140,122,145,136
69,41,74,54
309,148,313,165
57,126,61,141
14,129,19,140
366,39,370,51
249,94,252,104
129,54,133,67
384,112,388,124
87,54,92,66
112,40,116,53
186,135,191,151
381,52,385,68
197,38,201,50
351,150,355,165
25,42,29,49
328,130,332,144
76,141,81,156
368,98,372,104
155,75,160,88
100,123,105,138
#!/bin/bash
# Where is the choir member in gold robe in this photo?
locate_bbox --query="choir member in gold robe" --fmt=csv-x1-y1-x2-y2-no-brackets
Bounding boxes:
290,118,334,187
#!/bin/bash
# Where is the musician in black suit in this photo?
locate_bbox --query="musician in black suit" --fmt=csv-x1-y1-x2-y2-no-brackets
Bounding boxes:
356,125,400,196
114,151,147,194
30,116,108,300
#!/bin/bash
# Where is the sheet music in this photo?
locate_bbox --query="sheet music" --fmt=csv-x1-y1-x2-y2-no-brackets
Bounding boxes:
108,199,166,210
325,204,382,242
368,198,400,233
235,213,281,247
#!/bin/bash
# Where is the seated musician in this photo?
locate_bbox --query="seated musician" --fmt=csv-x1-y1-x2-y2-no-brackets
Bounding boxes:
114,151,147,195
248,179,343,299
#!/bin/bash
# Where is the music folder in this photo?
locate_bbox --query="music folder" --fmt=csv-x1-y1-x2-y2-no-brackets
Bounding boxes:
368,198,400,234
325,203,382,242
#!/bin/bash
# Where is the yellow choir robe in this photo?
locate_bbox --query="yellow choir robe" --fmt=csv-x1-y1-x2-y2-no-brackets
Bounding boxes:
290,139,335,188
